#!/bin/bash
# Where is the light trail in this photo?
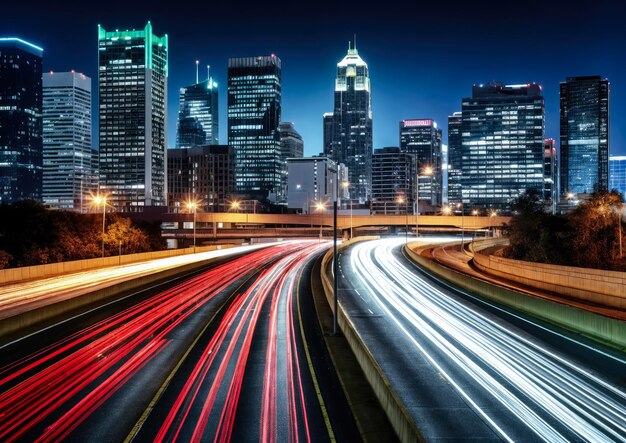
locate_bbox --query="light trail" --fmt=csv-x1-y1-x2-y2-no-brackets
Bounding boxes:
348,238,626,442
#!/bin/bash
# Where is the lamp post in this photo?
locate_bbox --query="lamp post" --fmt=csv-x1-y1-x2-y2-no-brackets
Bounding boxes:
472,209,479,239
415,165,433,241
489,210,497,237
315,201,326,242
186,200,198,252
342,181,352,239
397,196,407,243
456,201,465,251
92,195,107,257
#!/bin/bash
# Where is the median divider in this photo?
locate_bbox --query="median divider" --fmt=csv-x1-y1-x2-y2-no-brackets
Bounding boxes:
0,248,239,345
320,237,424,443
405,243,626,351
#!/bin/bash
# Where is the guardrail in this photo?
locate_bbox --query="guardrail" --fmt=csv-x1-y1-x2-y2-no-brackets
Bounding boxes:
320,237,424,443
0,245,234,286
471,239,626,310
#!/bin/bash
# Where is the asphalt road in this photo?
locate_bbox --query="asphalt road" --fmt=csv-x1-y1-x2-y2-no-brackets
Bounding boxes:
339,237,626,442
0,241,358,442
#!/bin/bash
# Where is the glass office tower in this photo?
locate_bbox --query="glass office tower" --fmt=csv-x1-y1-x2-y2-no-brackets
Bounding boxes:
371,147,415,215
461,82,545,211
609,156,626,199
330,43,373,203
176,75,219,148
98,22,168,212
447,112,462,206
42,71,94,211
560,75,609,197
227,55,282,201
399,119,442,209
0,38,43,203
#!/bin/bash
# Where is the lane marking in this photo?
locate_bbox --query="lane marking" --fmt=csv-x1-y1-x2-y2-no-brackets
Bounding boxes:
296,262,336,443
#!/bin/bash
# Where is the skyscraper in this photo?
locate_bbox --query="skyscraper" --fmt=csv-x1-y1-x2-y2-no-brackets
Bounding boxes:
447,112,462,206
98,23,168,212
543,138,558,212
323,112,333,157
42,71,94,211
0,38,43,203
278,122,304,159
228,55,282,201
371,147,415,215
560,75,610,198
609,156,626,199
176,66,218,148
399,119,442,210
461,82,545,210
330,43,373,203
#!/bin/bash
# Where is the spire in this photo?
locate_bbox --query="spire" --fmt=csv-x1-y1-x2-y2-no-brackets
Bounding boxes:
195,60,199,84
348,40,351,51
354,34,357,51
207,65,210,82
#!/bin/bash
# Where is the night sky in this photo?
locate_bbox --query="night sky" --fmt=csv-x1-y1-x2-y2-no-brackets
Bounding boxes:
2,0,625,156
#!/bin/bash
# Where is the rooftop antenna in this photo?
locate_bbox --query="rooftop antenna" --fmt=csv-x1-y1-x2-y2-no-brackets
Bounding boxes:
354,34,357,51
207,65,210,82
195,60,199,84
348,40,351,51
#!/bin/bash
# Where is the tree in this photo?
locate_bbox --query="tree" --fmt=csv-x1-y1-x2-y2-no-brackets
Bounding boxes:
0,250,12,269
103,216,151,256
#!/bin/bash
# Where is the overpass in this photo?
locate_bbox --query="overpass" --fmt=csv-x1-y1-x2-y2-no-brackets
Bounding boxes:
161,212,511,244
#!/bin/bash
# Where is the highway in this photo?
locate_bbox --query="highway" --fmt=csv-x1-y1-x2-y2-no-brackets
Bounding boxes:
0,241,355,442
340,237,626,442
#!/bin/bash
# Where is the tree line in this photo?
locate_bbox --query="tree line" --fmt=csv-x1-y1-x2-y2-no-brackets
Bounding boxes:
504,190,625,271
0,201,166,269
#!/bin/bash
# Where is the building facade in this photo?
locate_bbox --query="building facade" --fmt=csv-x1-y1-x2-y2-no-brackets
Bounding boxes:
329,43,373,203
279,121,304,159
287,156,339,214
323,112,333,157
227,55,282,201
560,75,610,198
543,139,558,212
98,23,168,212
399,119,442,210
0,38,43,203
609,156,626,199
176,74,218,148
167,145,235,213
371,147,415,215
447,112,462,206
460,82,545,211
42,71,94,211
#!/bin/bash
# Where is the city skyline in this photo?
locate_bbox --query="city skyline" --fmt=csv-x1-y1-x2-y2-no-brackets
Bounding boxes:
2,1,625,157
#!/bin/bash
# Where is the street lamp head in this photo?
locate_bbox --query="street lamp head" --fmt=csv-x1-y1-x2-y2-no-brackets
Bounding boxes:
230,200,240,210
443,206,452,215
472,209,479,216
490,210,497,217
91,194,107,207
342,181,349,189
315,201,326,212
296,184,302,190
396,196,405,204
423,165,433,176
567,192,575,200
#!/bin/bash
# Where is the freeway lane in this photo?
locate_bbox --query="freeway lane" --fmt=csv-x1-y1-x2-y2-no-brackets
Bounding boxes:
0,240,356,442
340,237,626,442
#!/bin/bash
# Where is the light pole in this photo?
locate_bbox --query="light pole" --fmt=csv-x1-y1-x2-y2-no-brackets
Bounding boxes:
342,181,352,239
92,194,107,257
186,200,198,252
472,209,479,239
415,165,433,241
315,201,326,242
489,210,497,237
457,202,465,251
397,196,407,243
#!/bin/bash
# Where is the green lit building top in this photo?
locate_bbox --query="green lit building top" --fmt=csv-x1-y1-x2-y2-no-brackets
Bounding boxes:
97,22,168,211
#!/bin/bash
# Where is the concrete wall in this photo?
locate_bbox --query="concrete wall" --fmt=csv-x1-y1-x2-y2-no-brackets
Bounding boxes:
321,237,424,443
406,244,626,350
0,245,233,286
471,239,626,310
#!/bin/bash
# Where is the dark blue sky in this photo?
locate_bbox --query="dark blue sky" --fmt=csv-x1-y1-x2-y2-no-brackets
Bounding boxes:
2,0,625,156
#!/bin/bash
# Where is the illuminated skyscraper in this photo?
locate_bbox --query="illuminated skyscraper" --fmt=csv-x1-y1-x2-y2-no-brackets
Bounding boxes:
176,65,218,147
461,82,545,210
609,156,626,199
42,71,94,211
323,112,333,156
98,22,168,212
400,119,442,210
330,43,373,203
371,147,415,215
447,112,462,206
560,75,609,198
228,55,282,201
543,138,558,212
0,38,43,203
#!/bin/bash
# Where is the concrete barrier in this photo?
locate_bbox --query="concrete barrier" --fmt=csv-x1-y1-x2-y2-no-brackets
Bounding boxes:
0,245,234,286
0,251,239,345
470,239,626,310
320,237,424,443
405,244,626,350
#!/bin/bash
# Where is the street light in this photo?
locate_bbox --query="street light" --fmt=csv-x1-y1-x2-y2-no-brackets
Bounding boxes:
342,181,352,239
230,200,241,212
489,210,498,237
91,194,107,258
416,165,433,240
472,209,479,239
456,201,465,251
397,196,407,243
185,200,198,253
315,201,326,242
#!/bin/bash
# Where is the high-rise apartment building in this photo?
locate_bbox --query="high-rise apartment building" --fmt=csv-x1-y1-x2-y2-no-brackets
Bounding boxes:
460,82,545,210
447,112,462,206
371,147,415,215
329,43,372,203
176,70,218,147
560,76,609,198
0,38,43,203
98,23,168,212
167,145,235,213
399,119,442,210
42,71,94,211
227,55,282,201
609,156,626,199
